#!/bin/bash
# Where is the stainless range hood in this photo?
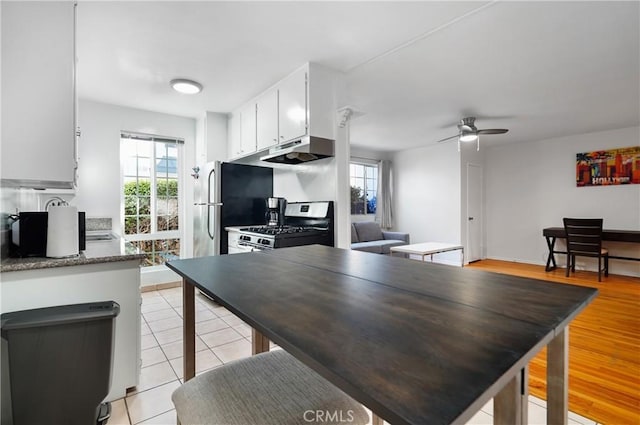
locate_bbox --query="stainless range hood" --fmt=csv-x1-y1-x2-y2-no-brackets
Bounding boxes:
260,136,334,165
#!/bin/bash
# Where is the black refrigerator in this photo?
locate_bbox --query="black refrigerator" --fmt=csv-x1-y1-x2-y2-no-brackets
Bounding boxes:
194,161,273,256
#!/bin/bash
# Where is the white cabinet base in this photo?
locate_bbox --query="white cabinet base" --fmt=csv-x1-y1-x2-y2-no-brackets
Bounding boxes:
1,260,141,401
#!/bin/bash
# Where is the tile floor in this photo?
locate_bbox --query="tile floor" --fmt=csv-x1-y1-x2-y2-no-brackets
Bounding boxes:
108,286,602,425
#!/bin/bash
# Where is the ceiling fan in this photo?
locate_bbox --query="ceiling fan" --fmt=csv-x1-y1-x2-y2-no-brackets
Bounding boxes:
436,117,509,151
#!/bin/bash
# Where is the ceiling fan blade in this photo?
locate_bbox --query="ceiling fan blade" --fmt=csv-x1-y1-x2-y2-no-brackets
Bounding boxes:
477,129,509,135
435,134,460,143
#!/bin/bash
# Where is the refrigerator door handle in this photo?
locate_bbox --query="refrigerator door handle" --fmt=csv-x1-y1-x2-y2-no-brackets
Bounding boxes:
207,167,217,241
193,202,223,206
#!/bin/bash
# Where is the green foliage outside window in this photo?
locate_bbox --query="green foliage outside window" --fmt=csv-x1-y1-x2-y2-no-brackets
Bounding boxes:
123,180,181,264
351,185,365,214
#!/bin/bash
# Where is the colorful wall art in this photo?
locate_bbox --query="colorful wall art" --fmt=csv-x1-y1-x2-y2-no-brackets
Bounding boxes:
576,146,640,187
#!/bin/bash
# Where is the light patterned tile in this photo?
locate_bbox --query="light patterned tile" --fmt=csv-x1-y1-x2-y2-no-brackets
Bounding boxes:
141,300,171,314
465,409,492,425
125,380,181,424
135,361,178,393
141,295,167,306
529,394,546,408
233,323,252,337
528,398,547,424
147,316,183,333
138,409,177,425
220,314,245,327
568,411,597,425
108,398,130,425
173,302,210,317
159,287,182,297
153,327,183,345
481,398,493,414
141,334,158,350
169,349,223,379
141,291,162,299
141,347,167,368
199,327,244,348
212,306,233,317
195,308,217,323
195,318,229,335
211,339,251,363
140,322,152,336
195,291,217,303
143,308,180,323
160,337,208,360
163,296,183,308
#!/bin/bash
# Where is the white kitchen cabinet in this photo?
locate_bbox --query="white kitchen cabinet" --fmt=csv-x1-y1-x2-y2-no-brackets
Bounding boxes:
278,67,308,144
240,103,257,156
227,111,242,159
1,261,141,401
1,1,77,189
226,62,338,160
256,90,279,151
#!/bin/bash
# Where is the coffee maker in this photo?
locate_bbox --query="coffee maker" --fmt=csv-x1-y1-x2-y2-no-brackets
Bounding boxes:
266,197,287,226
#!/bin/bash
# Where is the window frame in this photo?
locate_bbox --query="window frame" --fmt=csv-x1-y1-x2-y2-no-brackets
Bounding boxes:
350,160,378,216
120,132,183,267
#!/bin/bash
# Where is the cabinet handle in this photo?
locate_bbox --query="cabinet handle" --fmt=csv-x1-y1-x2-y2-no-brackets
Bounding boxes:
280,136,284,138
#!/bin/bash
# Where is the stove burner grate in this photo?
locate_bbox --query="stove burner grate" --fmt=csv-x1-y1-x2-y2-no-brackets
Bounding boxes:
241,226,327,236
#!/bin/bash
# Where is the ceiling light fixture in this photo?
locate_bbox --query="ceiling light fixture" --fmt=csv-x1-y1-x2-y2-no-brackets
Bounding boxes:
170,79,203,94
459,133,478,143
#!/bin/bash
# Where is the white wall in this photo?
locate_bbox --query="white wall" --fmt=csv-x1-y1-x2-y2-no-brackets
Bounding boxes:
485,126,640,276
76,99,196,283
393,141,462,264
272,159,336,202
350,146,393,162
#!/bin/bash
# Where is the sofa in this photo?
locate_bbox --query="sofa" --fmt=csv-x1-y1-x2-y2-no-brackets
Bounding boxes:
351,221,410,254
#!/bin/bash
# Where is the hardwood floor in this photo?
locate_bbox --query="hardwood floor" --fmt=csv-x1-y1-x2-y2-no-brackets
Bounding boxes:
466,260,640,425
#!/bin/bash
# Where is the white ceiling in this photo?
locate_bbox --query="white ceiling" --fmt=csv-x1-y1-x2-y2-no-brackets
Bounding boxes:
77,1,640,153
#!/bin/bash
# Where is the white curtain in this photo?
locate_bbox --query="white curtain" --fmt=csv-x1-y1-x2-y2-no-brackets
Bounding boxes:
375,160,393,229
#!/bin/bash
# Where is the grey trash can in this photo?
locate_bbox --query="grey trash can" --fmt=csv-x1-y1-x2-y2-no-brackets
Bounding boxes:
1,301,120,425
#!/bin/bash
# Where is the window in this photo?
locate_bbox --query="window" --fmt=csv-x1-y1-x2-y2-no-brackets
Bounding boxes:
350,162,378,215
121,132,182,266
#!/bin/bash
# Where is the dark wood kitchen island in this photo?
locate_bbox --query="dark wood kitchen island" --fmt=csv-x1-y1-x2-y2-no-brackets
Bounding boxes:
167,245,597,425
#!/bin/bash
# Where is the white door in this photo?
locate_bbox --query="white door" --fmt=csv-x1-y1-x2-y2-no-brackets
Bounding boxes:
467,164,483,263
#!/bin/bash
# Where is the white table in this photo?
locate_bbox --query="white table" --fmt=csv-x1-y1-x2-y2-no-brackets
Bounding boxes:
390,242,464,266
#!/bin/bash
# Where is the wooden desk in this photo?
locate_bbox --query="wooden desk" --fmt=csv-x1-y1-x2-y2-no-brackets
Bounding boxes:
543,227,640,271
167,245,597,425
390,242,464,265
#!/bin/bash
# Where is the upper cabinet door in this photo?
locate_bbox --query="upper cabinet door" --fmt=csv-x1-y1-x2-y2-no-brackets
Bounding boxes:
227,112,242,159
278,68,307,144
1,1,76,188
256,90,278,151
239,102,257,155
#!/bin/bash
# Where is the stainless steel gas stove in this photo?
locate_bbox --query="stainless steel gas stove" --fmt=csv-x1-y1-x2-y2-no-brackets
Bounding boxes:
232,201,334,252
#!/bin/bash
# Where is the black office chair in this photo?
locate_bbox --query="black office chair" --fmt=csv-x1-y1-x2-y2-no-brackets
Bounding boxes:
563,218,609,282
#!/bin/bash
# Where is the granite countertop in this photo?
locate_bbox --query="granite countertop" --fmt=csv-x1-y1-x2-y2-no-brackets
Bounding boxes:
0,237,145,273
